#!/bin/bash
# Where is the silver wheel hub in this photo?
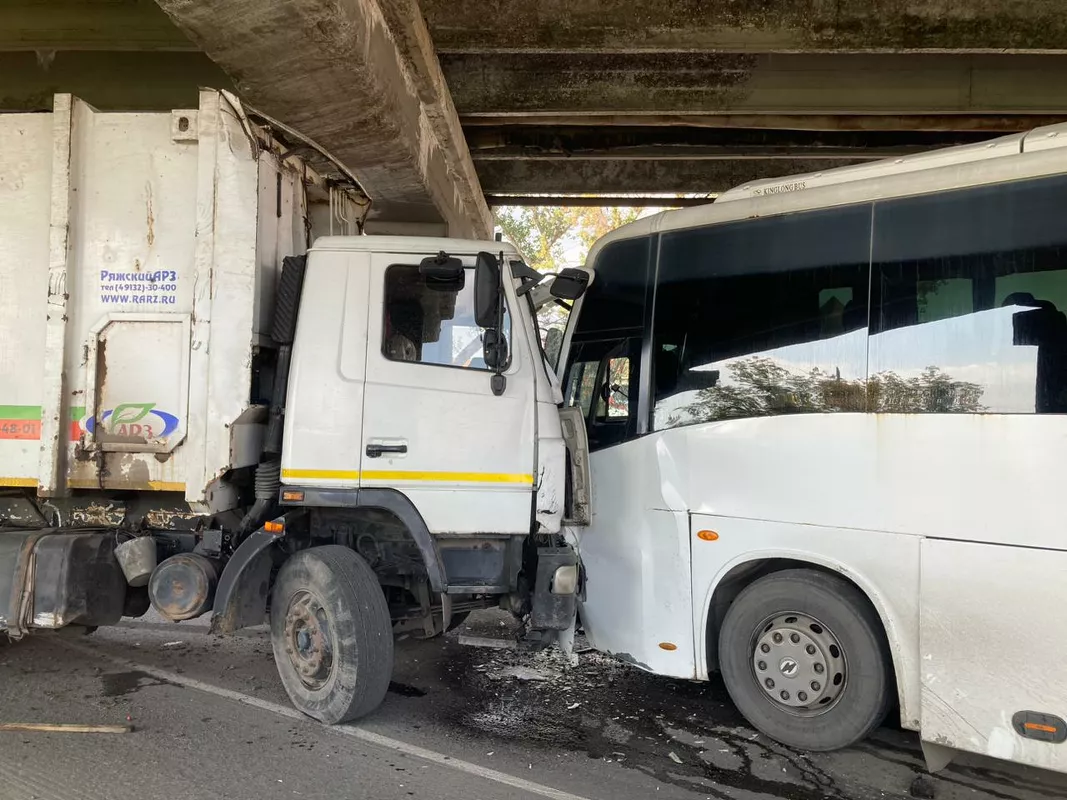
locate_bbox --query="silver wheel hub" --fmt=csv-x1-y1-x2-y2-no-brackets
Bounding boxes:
751,612,846,715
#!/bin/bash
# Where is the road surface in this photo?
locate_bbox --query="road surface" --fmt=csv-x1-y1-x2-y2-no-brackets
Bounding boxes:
1,611,1064,800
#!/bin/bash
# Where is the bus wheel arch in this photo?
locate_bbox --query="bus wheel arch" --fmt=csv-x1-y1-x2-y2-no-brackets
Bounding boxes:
704,557,907,730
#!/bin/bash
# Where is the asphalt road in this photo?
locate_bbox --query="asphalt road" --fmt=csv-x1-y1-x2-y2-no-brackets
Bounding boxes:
1,611,1065,800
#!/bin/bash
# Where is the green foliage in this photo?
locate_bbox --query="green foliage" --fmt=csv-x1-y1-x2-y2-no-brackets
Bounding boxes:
494,205,645,272
495,205,649,366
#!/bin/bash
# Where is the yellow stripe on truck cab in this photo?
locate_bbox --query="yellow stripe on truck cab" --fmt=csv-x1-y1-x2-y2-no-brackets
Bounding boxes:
281,469,534,485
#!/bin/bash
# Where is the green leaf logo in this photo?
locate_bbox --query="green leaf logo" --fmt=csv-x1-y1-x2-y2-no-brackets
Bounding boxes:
110,403,155,425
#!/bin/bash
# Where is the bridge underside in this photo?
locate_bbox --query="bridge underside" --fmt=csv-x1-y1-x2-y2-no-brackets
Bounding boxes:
4,0,1067,214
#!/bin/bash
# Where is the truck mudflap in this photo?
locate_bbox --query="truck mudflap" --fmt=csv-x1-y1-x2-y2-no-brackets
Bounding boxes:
0,530,127,637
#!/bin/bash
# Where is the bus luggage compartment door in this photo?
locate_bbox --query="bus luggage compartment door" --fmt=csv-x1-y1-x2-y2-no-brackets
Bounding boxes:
920,538,1067,774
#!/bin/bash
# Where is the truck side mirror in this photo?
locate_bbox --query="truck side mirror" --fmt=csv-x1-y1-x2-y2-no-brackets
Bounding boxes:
419,251,465,292
483,328,509,370
474,251,502,329
549,268,589,301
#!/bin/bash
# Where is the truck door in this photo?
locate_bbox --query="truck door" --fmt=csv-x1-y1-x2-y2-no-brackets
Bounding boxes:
360,253,537,535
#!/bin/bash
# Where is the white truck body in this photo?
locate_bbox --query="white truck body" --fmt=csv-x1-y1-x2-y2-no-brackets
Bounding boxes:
0,91,582,728
0,90,362,509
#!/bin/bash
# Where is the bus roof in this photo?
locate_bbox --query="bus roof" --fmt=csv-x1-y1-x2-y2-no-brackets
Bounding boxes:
584,121,1067,269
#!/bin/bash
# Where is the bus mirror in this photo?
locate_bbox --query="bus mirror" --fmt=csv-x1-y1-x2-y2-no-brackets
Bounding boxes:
474,251,502,328
419,251,465,292
550,268,589,301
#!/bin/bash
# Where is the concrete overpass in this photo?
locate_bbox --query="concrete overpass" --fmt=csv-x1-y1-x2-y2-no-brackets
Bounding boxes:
4,1,1067,227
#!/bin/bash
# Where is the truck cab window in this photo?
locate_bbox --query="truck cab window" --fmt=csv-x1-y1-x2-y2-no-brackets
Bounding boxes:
382,264,510,370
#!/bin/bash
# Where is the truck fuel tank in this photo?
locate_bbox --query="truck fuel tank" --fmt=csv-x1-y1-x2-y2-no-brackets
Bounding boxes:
0,530,127,635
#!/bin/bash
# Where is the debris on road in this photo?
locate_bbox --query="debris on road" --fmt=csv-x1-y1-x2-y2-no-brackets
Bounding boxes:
910,775,938,799
0,722,133,734
668,751,682,764
490,666,551,682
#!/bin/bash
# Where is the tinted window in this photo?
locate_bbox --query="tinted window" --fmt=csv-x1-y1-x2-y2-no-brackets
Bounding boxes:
383,265,510,370
870,176,1067,414
653,205,872,429
572,237,651,337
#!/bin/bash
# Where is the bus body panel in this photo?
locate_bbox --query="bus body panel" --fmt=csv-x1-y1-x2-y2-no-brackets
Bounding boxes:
681,413,1067,552
921,538,1067,772
576,437,696,678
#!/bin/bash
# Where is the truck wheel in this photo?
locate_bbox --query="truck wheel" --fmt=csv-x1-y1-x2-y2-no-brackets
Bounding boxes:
270,545,393,724
718,569,891,751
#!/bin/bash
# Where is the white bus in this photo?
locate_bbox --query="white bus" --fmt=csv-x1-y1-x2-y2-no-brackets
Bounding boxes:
555,124,1067,774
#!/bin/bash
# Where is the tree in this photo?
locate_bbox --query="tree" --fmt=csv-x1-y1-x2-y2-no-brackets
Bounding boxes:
494,205,647,273
494,206,584,271
494,205,652,365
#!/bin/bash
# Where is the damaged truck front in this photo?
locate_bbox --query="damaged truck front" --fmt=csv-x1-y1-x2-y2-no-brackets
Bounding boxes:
0,90,590,723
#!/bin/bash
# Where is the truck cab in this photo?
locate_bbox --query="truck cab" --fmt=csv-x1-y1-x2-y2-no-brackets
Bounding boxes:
202,239,592,723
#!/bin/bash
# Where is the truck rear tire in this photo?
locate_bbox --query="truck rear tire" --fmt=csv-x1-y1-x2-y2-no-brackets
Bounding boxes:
718,569,891,751
270,545,393,724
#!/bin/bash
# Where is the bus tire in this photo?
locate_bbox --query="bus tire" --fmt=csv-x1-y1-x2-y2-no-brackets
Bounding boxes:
270,545,393,724
718,568,891,751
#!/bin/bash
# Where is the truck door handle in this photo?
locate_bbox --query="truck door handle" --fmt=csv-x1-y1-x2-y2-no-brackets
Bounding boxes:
366,443,407,458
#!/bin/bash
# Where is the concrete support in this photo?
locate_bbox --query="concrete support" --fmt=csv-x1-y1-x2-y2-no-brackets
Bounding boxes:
0,0,193,52
460,113,1066,134
477,158,863,196
155,0,491,237
421,0,1067,54
0,50,232,112
443,52,1067,116
466,126,985,159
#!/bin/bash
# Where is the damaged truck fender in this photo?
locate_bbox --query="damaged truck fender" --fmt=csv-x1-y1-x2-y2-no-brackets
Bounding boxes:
210,528,283,634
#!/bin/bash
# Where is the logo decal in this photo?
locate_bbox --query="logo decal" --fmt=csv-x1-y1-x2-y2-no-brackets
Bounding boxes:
83,403,180,440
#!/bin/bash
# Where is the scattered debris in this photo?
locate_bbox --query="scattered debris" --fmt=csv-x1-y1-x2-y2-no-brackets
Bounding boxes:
457,635,517,650
909,775,937,799
668,751,683,764
162,641,186,648
566,702,580,710
0,722,133,734
489,666,551,682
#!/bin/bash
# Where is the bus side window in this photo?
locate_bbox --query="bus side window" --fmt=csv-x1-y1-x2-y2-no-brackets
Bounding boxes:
595,355,630,420
871,175,1067,414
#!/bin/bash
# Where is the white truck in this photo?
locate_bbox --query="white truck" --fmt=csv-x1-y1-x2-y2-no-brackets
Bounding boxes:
0,90,590,723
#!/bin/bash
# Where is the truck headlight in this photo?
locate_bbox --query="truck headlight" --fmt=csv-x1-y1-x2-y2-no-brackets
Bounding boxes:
551,564,578,595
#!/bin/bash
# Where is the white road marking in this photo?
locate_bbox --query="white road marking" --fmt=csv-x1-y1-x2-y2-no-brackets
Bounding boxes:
58,640,594,800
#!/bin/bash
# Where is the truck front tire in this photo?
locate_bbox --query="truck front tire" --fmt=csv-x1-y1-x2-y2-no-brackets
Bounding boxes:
270,545,393,724
718,569,891,751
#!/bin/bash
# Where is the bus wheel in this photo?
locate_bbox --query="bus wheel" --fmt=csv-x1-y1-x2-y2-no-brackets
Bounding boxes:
718,569,891,751
270,545,394,724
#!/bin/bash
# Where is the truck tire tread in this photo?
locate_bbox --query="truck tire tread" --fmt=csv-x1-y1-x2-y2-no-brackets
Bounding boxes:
270,545,393,724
